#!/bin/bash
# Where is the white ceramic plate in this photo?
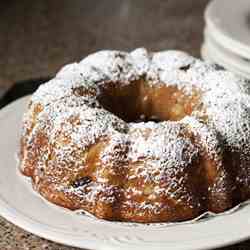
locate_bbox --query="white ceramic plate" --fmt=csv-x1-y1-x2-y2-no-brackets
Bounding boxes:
205,0,250,59
1,96,250,250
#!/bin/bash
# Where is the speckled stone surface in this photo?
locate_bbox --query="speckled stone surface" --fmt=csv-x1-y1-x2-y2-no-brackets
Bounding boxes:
0,0,250,249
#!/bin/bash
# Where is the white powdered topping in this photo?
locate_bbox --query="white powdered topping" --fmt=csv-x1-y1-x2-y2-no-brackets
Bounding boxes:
34,102,128,162
151,50,195,71
130,48,151,76
125,122,200,202
182,116,222,162
202,71,250,152
101,132,129,166
127,122,198,167
98,121,200,209
21,48,250,211
79,50,138,84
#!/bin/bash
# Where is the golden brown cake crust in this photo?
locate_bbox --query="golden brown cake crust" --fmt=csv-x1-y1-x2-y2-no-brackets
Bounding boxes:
19,48,250,223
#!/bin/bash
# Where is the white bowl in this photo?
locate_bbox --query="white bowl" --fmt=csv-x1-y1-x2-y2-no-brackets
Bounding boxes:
201,31,250,79
205,0,250,60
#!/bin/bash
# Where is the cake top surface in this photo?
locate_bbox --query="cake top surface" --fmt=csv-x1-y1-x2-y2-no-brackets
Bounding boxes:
23,48,250,200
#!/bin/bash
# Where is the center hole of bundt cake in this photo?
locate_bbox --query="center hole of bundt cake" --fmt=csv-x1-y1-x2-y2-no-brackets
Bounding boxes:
98,80,200,123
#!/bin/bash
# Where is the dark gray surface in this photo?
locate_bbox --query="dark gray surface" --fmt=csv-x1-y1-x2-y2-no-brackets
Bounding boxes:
0,0,205,83
0,0,249,249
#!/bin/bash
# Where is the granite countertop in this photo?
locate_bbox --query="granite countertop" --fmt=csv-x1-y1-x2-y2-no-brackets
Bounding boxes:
0,0,249,249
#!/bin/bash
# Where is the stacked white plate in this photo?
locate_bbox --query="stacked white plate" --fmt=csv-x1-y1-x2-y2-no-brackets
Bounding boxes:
202,0,250,79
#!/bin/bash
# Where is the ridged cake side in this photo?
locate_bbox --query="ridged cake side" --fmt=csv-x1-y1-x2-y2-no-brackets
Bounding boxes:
19,48,250,222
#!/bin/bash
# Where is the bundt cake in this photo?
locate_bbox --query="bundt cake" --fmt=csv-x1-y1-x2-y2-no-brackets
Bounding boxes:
19,48,250,223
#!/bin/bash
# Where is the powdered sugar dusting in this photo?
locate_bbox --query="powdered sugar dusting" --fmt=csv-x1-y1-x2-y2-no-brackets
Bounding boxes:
20,48,250,221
